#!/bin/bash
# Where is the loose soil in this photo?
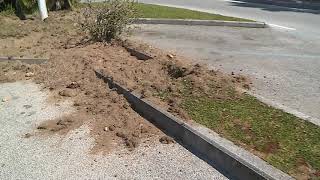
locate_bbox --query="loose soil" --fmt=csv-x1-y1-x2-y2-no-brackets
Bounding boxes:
0,12,164,153
4,8,318,180
0,11,248,154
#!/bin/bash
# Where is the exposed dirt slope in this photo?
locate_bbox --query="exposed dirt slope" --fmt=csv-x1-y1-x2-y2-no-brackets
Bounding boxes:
0,11,249,153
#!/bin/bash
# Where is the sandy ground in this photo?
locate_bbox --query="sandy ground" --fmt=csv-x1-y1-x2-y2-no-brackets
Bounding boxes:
0,13,249,153
0,11,236,179
0,81,227,179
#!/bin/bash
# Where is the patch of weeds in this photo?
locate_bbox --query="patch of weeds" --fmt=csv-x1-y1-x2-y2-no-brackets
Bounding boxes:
180,82,320,178
167,63,188,79
0,3,15,16
153,89,171,100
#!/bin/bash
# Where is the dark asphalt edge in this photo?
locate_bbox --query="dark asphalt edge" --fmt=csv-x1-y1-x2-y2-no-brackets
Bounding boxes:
94,69,293,180
132,18,267,28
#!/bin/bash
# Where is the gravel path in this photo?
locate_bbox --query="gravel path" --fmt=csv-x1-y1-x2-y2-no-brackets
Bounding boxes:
0,81,227,180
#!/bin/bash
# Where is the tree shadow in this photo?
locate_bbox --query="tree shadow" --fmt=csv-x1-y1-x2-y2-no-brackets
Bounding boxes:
229,0,320,14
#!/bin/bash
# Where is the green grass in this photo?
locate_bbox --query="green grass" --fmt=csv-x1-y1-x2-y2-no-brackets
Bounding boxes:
86,2,253,22
134,3,253,22
183,96,320,171
2,1,252,22
0,4,15,16
178,80,320,178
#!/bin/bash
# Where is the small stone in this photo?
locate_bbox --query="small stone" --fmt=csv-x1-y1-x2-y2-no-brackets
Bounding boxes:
109,125,116,131
116,132,127,139
122,103,129,109
23,105,32,109
24,133,32,138
140,126,148,133
159,136,175,144
66,82,80,89
167,54,174,59
59,89,76,97
25,72,34,77
37,125,47,130
243,84,250,89
2,96,11,102
104,127,108,131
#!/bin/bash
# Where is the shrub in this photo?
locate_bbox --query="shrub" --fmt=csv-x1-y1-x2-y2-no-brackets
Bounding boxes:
47,0,79,11
0,2,15,16
82,0,136,42
0,0,37,15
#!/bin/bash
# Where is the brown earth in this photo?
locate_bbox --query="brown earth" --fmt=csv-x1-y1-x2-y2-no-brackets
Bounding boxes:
0,11,249,153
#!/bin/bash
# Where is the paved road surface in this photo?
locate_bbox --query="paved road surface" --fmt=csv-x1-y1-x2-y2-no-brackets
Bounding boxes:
131,24,320,125
0,81,227,180
138,0,320,39
131,0,320,125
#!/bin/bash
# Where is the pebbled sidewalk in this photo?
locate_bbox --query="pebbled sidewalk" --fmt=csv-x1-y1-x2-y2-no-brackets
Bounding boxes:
0,81,226,180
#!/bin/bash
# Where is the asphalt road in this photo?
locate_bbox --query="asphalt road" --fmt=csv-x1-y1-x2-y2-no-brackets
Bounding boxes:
137,0,320,38
0,81,226,179
131,24,320,125
131,0,320,125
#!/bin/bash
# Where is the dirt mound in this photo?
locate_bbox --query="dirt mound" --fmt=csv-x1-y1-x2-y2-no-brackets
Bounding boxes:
0,11,250,153
31,46,162,153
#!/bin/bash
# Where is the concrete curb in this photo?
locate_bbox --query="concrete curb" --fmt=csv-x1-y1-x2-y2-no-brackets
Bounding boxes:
132,18,267,28
95,69,293,180
0,56,48,64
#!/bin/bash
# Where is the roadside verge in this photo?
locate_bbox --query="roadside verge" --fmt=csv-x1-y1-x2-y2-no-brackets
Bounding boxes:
95,69,292,180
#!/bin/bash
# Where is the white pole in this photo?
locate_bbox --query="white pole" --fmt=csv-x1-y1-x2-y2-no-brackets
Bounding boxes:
37,0,48,21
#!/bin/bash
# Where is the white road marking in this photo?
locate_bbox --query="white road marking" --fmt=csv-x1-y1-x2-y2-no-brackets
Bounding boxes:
268,23,296,30
223,0,246,3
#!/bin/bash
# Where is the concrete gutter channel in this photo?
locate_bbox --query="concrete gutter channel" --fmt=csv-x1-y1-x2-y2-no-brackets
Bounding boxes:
94,69,293,180
0,56,48,64
133,18,267,28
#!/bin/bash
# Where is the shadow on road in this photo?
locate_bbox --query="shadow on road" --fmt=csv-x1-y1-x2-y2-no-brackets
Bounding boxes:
229,0,320,14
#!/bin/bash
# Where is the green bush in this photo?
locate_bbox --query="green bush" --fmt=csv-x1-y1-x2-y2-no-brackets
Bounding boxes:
47,0,79,10
0,0,37,15
82,0,136,42
0,2,15,16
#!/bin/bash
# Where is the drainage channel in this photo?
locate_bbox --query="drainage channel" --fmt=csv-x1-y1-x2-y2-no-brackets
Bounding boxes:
94,69,292,180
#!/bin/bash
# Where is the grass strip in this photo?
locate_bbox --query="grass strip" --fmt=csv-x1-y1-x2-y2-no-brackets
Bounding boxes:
134,3,253,22
179,79,320,179
86,2,253,22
